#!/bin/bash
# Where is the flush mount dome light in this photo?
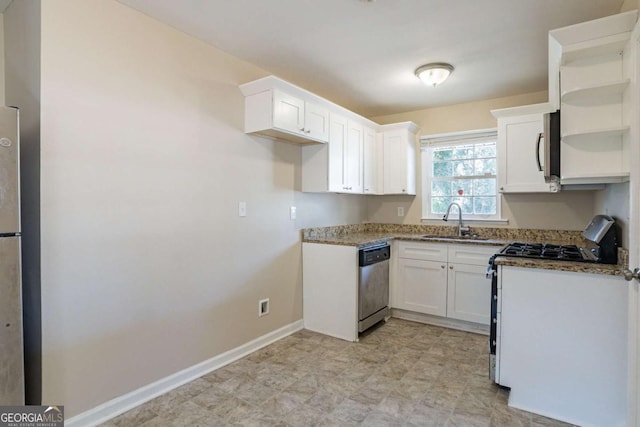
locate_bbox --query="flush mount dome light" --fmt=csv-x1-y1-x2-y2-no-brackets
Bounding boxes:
415,63,454,87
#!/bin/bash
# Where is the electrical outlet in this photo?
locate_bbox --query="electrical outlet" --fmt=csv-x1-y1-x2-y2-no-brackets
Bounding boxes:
259,298,270,317
397,207,405,217
290,206,297,220
239,202,247,217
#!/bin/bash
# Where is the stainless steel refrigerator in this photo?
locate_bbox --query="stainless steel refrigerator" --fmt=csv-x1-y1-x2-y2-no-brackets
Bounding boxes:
0,106,23,405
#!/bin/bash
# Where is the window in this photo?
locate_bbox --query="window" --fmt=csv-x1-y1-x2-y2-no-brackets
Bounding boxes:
421,129,500,221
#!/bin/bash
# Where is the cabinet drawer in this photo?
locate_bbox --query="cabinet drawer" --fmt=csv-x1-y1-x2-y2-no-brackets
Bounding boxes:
448,244,498,266
397,241,447,262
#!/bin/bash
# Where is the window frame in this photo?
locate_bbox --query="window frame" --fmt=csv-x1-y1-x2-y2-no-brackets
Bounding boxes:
421,128,503,222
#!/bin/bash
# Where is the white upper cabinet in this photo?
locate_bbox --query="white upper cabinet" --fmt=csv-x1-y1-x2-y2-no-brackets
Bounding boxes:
492,104,559,193
327,114,348,192
345,120,364,193
381,122,418,195
327,114,363,193
303,100,330,142
244,89,329,144
241,76,419,195
240,77,334,145
548,10,637,185
363,126,381,194
302,114,364,194
272,90,305,135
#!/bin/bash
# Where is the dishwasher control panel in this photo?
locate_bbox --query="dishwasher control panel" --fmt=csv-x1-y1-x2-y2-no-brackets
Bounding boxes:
359,244,391,266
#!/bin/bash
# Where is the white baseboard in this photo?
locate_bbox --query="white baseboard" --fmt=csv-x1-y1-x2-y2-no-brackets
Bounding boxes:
391,309,489,336
66,319,304,427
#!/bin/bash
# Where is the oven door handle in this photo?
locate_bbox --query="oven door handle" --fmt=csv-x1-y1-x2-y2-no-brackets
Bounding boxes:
486,264,496,279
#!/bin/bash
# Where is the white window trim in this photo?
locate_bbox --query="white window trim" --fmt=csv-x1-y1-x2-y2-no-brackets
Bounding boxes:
420,128,507,223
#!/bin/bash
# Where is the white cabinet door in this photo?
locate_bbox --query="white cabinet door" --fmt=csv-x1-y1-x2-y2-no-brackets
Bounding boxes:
497,112,556,193
273,90,305,136
304,101,329,143
383,129,416,195
303,243,359,342
499,266,627,427
301,113,368,194
363,127,381,194
396,258,447,316
446,263,491,325
345,121,364,193
328,114,348,192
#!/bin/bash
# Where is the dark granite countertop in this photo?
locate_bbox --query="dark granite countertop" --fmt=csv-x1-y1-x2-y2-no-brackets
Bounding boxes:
302,223,628,276
493,256,624,276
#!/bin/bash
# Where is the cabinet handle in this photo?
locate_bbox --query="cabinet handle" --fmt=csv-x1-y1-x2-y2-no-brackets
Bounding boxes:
441,265,445,269
305,129,311,134
536,132,543,172
402,189,406,192
499,186,504,192
449,265,453,270
299,127,305,132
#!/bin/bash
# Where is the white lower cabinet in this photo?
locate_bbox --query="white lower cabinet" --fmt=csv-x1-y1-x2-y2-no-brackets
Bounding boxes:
396,258,447,316
446,263,490,324
302,242,358,342
498,266,627,426
393,241,496,326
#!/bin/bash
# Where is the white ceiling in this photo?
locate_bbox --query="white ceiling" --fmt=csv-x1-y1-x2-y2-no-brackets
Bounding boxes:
118,0,625,117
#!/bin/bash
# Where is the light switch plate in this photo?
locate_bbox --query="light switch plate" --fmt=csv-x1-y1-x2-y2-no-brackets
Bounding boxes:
239,202,247,217
290,206,297,220
397,207,404,217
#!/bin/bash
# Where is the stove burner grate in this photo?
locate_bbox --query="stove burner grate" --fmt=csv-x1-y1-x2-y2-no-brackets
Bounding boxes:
500,242,590,262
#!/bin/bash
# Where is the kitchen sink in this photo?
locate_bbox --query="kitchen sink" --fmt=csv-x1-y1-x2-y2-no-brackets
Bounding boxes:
421,234,489,241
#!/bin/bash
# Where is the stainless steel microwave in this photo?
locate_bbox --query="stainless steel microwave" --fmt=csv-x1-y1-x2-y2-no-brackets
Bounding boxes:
541,110,560,182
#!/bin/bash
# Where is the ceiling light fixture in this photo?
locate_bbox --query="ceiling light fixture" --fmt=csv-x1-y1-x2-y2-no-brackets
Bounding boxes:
415,63,454,87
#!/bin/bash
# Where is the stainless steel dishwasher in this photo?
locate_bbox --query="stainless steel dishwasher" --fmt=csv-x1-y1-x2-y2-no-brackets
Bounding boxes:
358,243,390,333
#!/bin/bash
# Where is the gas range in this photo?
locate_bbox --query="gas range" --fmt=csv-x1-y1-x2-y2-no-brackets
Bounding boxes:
488,215,619,385
499,242,592,262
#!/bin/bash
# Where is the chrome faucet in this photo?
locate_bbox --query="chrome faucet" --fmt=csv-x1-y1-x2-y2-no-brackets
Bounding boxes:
443,202,470,237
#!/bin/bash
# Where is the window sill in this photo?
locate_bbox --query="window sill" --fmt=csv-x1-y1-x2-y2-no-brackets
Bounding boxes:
421,217,509,226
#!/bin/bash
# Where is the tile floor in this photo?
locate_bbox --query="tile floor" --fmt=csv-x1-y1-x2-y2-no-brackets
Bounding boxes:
101,318,573,426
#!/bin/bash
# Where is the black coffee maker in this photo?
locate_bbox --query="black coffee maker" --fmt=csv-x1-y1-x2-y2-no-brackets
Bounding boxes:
582,215,618,264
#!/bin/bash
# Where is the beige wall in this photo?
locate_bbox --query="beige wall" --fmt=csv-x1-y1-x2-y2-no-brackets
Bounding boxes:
38,0,365,416
0,14,4,106
620,0,640,12
594,183,630,248
367,92,598,230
